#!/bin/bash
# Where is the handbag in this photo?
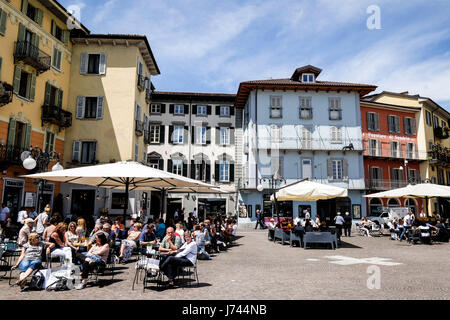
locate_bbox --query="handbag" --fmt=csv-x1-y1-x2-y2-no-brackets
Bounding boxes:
29,269,45,291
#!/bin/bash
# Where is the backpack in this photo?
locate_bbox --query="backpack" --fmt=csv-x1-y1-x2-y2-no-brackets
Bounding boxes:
46,276,71,291
29,270,45,291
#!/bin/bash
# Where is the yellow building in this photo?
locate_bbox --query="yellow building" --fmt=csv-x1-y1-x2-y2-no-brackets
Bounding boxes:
62,34,160,219
0,0,88,218
365,91,450,216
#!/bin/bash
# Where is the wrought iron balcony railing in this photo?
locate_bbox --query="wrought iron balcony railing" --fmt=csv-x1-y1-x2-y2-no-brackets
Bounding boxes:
135,120,144,136
137,75,145,91
14,41,51,74
0,144,29,165
143,129,150,144
145,88,152,103
41,105,72,129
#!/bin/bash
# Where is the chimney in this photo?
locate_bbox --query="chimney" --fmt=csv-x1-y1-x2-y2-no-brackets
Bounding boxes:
400,91,409,95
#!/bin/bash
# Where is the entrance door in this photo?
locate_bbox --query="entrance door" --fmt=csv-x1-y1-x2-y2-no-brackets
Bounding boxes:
3,186,23,223
150,191,161,219
166,198,182,221
71,190,95,227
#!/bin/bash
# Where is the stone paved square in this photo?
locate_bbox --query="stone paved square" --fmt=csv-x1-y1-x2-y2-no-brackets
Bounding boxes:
1,227,450,300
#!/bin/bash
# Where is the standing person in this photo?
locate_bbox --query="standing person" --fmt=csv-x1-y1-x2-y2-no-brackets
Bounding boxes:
254,209,263,229
334,212,345,239
304,209,311,221
399,215,410,242
17,207,29,225
76,218,87,239
192,208,197,221
409,211,416,226
34,204,51,237
0,203,10,228
174,209,179,222
343,212,352,237
17,218,34,247
180,208,185,223
314,214,321,229
155,218,166,240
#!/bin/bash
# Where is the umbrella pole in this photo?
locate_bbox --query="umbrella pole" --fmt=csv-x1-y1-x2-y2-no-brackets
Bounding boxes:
425,196,429,217
123,178,129,223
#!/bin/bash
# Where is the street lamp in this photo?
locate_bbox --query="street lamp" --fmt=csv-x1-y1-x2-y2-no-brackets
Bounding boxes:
21,146,63,213
257,174,286,222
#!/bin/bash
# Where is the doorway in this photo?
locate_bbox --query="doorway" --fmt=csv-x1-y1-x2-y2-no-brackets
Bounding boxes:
166,198,182,221
71,190,95,229
2,179,25,224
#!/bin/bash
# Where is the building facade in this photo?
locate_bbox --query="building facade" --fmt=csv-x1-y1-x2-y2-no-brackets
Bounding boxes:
365,91,450,217
60,34,160,222
0,0,88,220
235,65,377,224
360,100,423,216
148,91,238,221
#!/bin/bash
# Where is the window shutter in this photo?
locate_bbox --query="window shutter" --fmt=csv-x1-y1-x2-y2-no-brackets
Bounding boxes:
192,105,197,115
96,96,104,119
80,53,88,74
51,20,56,37
215,162,219,181
168,126,174,144
36,8,43,26
24,123,31,149
230,128,235,145
91,141,97,163
158,159,164,170
62,30,70,46
230,106,235,116
374,113,379,131
57,89,63,107
216,127,220,145
159,125,165,144
169,104,174,114
31,33,39,50
207,105,211,115
29,72,36,101
216,106,220,115
72,141,81,161
366,113,371,130
183,162,188,177
13,65,21,94
184,126,188,144
205,161,211,182
7,119,16,147
161,104,166,113
404,117,408,134
191,126,195,144
395,116,400,133
0,9,7,35
230,163,235,182
21,0,28,14
184,105,189,114
343,160,348,181
327,159,332,180
377,140,382,156
167,159,172,173
44,82,51,105
206,127,211,144
411,118,416,135
99,53,106,74
76,96,85,119
190,160,195,179
18,23,25,42
0,57,2,80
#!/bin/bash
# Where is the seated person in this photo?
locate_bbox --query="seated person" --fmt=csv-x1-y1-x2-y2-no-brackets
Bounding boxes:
304,220,314,232
65,222,80,262
75,233,110,290
17,218,34,247
359,217,375,237
12,232,55,289
118,223,142,263
292,221,304,246
280,218,289,231
102,223,116,247
155,219,166,240
268,218,276,230
160,231,198,287
88,223,109,248
49,222,73,263
42,216,58,242
193,225,210,260
139,223,157,254
159,226,182,264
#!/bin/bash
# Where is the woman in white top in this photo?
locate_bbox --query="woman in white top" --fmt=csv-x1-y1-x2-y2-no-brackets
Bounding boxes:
175,223,185,244
160,230,198,287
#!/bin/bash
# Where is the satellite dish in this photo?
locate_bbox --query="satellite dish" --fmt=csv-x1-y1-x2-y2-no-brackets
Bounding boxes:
21,151,31,162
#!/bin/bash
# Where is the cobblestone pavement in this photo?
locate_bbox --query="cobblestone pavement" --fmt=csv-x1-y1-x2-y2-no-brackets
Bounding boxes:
1,228,450,300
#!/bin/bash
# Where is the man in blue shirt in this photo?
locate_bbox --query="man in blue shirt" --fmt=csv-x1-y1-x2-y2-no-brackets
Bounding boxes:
155,218,166,240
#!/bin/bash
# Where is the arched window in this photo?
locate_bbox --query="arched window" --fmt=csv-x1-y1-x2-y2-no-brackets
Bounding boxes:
369,198,383,216
388,198,400,207
405,198,417,214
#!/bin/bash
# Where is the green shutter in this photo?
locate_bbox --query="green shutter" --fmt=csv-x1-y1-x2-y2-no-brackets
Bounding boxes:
57,89,63,107
51,20,56,37
21,0,29,14
44,82,51,105
7,119,16,147
29,72,36,101
13,65,21,94
0,9,7,36
18,23,25,42
0,57,2,80
62,30,69,46
24,123,32,149
57,50,62,70
36,8,43,26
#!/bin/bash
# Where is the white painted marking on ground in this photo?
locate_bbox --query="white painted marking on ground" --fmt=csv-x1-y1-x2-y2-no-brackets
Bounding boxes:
324,255,402,266
306,258,320,262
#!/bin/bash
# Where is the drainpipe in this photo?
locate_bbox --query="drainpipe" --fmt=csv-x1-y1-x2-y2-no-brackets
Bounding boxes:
255,88,258,192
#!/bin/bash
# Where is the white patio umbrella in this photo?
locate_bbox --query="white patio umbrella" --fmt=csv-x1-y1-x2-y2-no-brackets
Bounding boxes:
364,182,450,216
21,161,221,219
271,180,348,201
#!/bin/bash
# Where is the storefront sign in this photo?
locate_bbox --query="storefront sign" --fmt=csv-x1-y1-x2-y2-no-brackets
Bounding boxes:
5,180,24,188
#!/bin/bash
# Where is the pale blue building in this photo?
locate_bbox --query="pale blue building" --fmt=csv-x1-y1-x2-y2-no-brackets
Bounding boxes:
235,65,377,224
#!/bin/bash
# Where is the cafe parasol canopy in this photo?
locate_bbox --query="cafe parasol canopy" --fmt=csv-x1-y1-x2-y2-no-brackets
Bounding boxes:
22,161,221,219
270,179,348,201
364,182,450,216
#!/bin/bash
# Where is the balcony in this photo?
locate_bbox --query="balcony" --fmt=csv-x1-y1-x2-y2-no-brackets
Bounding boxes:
434,126,449,140
143,129,150,144
365,179,409,190
0,144,29,166
256,137,363,151
145,88,152,103
135,120,144,136
0,82,13,107
14,41,51,74
41,105,72,129
137,75,145,91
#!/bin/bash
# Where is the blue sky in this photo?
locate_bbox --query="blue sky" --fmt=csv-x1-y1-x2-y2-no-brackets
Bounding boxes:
60,0,450,109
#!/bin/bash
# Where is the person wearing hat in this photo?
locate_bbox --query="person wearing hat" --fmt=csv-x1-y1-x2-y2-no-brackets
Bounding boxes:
18,218,34,247
343,212,352,237
334,212,345,240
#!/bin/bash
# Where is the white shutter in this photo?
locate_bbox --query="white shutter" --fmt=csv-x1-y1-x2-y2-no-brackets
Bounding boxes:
72,141,81,161
377,140,382,156
96,96,104,119
80,53,88,74
99,53,106,74
76,96,85,119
